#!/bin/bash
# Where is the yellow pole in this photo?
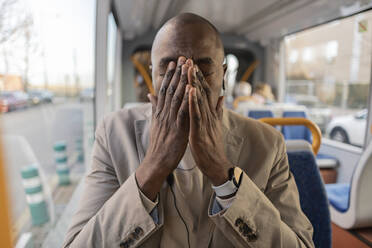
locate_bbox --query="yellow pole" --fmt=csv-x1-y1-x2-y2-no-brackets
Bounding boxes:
0,132,13,247
130,56,155,95
240,60,259,82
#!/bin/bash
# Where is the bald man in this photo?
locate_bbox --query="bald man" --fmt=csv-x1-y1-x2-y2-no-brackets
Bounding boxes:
63,13,314,248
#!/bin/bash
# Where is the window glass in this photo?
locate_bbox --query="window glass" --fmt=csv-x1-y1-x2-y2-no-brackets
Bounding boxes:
284,11,372,147
106,13,117,112
0,0,95,246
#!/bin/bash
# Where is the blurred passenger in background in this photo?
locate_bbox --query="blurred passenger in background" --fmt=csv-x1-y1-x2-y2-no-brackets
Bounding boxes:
252,83,275,104
233,81,252,98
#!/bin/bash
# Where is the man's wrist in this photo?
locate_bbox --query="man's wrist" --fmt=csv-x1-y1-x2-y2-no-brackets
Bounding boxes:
212,166,243,199
135,158,172,201
208,161,231,186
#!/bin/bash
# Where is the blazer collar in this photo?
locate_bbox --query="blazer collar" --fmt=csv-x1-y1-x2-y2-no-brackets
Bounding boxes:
134,106,245,166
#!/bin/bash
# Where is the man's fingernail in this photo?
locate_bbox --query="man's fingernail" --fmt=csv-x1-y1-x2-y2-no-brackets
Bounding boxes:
186,59,193,67
169,61,176,69
178,56,186,65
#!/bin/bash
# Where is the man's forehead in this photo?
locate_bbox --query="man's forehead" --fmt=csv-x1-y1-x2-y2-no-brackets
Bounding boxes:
152,22,223,65
154,35,215,55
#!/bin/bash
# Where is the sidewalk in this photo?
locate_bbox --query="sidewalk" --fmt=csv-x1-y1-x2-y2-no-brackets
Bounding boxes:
15,172,83,248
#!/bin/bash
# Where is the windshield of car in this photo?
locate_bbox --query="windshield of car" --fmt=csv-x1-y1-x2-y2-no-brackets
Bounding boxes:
355,110,367,119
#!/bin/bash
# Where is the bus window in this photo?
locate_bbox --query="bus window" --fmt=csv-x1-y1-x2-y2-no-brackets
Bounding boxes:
284,10,372,147
106,13,117,112
0,0,95,246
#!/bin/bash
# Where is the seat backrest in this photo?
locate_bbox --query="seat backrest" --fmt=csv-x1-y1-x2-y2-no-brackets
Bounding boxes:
286,140,331,248
349,140,372,227
282,111,312,143
247,110,274,119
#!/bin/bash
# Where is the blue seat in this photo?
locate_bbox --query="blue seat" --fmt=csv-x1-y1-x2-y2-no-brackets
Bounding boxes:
325,183,350,213
283,111,339,169
324,140,372,229
282,111,312,143
247,110,274,119
287,149,332,248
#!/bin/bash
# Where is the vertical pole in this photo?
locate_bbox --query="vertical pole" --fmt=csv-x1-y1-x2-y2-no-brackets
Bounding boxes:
278,39,286,102
94,0,111,128
341,81,349,109
113,27,123,110
76,138,84,163
21,165,49,226
363,28,372,148
54,141,70,185
0,136,13,247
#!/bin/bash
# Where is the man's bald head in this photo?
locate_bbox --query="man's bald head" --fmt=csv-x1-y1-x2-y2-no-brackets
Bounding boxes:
151,13,226,106
152,13,224,62
153,13,223,52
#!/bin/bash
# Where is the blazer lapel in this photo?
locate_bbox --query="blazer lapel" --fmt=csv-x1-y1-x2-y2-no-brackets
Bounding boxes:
134,107,152,163
222,108,245,166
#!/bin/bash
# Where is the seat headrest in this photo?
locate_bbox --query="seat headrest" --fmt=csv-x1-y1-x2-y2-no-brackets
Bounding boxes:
285,139,313,153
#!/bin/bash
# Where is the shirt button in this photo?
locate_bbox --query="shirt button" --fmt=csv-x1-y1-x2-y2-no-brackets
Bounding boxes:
134,227,144,236
242,223,253,236
235,218,244,227
119,241,129,248
131,232,139,240
247,233,258,242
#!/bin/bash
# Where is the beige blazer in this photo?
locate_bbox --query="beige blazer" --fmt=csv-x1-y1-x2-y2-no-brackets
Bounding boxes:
63,103,314,248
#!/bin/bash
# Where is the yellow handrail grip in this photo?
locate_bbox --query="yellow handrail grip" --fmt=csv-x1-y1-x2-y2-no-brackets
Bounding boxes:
0,134,13,247
240,60,259,82
130,56,154,95
233,95,252,109
259,117,322,155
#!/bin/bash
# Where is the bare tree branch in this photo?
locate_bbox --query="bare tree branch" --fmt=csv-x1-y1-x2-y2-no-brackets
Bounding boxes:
0,0,26,44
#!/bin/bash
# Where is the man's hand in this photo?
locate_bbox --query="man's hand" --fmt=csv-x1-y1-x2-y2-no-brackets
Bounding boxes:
188,66,232,186
136,57,191,200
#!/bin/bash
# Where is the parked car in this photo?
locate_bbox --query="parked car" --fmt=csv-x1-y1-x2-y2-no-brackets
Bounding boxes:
28,90,54,105
286,94,332,132
79,88,94,102
326,109,367,147
0,91,29,113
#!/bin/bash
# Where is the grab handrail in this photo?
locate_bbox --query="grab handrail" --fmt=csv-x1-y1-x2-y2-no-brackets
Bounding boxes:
232,95,252,109
259,117,322,155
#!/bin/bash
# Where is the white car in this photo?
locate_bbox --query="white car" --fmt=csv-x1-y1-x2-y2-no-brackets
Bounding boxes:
326,110,367,147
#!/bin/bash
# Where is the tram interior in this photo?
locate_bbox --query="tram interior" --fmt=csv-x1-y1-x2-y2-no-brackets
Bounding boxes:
0,0,372,247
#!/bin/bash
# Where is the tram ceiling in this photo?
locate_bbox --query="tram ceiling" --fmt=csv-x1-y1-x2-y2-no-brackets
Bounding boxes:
113,0,372,44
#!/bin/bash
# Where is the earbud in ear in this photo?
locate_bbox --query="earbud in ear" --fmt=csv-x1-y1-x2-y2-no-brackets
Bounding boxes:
220,80,225,96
